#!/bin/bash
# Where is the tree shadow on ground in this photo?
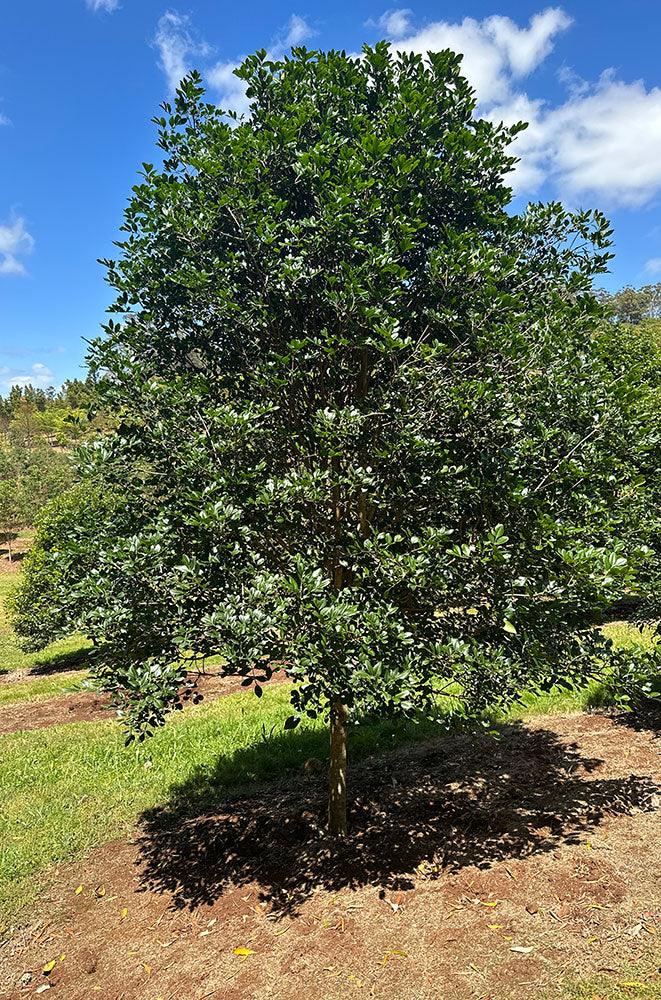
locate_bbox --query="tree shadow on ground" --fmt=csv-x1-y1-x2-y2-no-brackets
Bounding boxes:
136,721,658,919
27,646,90,676
610,701,661,737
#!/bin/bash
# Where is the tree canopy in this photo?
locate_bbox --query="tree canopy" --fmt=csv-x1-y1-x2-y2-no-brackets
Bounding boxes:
13,45,658,834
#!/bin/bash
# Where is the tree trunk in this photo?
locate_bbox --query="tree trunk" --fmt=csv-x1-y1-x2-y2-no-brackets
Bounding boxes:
328,698,348,837
5,534,11,563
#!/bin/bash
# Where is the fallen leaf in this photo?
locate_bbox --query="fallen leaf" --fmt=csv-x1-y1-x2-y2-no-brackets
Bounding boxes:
143,964,152,977
478,901,499,908
74,885,84,896
35,987,51,995
380,950,408,965
233,947,255,957
120,908,128,921
487,924,502,931
95,886,106,898
510,946,534,955
42,961,57,975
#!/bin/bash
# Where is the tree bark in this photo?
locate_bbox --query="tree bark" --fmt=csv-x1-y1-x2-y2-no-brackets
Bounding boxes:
328,697,348,837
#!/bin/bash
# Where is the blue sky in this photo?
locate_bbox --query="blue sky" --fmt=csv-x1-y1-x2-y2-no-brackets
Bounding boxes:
1,1,661,391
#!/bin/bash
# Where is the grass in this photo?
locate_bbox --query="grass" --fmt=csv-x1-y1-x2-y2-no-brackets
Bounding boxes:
0,685,452,921
557,967,661,999
0,671,89,705
0,558,658,925
0,573,91,684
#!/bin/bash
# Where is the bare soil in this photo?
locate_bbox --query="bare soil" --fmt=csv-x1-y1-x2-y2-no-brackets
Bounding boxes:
1,711,659,1000
0,672,288,735
0,533,31,573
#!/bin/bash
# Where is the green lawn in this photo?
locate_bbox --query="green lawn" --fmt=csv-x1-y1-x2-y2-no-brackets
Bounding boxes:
0,573,91,682
0,670,89,705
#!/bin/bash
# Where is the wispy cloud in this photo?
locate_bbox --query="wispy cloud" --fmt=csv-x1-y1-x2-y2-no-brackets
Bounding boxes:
366,9,414,40
645,258,661,275
0,362,55,391
276,14,315,48
86,0,120,12
154,11,314,110
0,214,34,277
154,11,212,93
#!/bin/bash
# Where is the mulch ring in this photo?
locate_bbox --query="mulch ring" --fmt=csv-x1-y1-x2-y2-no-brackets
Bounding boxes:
2,711,660,1000
0,672,288,735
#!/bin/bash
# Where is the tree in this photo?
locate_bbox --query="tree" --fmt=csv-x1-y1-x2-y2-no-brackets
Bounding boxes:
11,482,126,650
598,283,661,324
20,46,648,836
0,479,22,561
596,318,661,624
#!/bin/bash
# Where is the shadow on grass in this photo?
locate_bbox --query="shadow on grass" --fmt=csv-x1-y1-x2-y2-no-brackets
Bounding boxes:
27,646,90,677
136,719,658,918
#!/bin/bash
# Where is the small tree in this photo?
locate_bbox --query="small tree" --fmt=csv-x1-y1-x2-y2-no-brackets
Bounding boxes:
0,479,22,561
28,46,646,835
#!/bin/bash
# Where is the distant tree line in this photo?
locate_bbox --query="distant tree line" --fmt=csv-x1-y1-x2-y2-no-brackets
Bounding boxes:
0,378,108,558
598,282,661,325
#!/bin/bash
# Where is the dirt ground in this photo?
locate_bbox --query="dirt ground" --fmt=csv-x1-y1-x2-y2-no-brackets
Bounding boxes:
0,534,31,573
0,672,289,735
1,710,659,1000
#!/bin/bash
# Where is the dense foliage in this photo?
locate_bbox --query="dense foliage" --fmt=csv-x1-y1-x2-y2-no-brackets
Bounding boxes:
597,319,661,625
10,482,126,651
0,379,108,554
11,45,660,830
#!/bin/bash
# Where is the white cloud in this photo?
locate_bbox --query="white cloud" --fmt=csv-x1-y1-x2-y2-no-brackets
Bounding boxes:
86,0,120,12
0,113,9,127
0,215,34,277
150,7,661,209
154,11,211,93
645,258,661,275
368,9,414,39
386,7,572,105
379,7,661,208
494,73,661,207
278,14,314,48
206,60,251,116
1,362,55,391
156,11,314,111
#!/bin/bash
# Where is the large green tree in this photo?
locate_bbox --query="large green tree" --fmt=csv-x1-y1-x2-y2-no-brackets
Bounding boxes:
18,46,650,835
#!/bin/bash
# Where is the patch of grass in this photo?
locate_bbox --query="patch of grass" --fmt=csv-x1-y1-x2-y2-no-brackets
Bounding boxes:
0,573,91,680
603,620,659,651
556,965,661,999
0,671,89,706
